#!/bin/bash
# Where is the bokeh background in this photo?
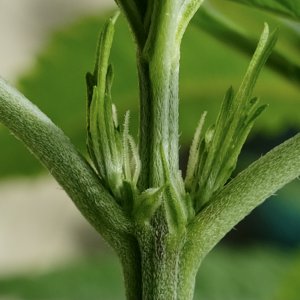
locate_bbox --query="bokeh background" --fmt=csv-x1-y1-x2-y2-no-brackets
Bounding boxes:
0,0,299,299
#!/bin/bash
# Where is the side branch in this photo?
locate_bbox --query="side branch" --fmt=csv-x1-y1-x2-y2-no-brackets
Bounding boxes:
0,78,132,238
178,133,300,296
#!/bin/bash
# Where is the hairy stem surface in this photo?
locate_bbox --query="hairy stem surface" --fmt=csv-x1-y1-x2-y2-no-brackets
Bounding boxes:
0,77,132,244
178,133,300,297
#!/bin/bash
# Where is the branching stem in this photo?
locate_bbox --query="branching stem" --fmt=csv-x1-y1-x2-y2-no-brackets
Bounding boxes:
0,77,132,239
178,133,300,298
0,2,300,300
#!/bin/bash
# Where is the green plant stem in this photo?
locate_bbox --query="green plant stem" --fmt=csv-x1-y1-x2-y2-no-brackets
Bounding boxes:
0,76,145,300
137,1,181,189
135,222,189,300
0,77,132,246
118,236,142,300
137,56,180,189
177,132,300,298
130,2,218,299
129,2,193,298
136,48,189,298
2,3,299,300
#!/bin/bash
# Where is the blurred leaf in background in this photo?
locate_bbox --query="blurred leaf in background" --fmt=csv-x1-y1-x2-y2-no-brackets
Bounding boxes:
193,3,300,86
228,0,300,21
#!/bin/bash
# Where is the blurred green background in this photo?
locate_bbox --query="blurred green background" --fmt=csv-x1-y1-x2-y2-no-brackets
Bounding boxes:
0,0,299,299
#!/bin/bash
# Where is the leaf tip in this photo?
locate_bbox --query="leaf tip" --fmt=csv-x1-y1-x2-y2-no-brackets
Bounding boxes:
110,10,121,25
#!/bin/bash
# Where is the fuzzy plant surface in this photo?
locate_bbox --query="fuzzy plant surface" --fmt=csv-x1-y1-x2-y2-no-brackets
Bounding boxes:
0,1,300,300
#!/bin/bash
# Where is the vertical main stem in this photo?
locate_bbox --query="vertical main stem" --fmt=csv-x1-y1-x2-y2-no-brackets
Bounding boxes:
137,225,189,300
129,2,200,299
135,30,189,298
123,223,198,300
137,56,180,188
137,1,181,189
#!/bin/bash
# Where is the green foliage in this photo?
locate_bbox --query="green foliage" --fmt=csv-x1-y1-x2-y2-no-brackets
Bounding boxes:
86,12,140,203
229,0,300,21
133,186,164,224
0,1,300,299
186,25,277,210
0,4,299,178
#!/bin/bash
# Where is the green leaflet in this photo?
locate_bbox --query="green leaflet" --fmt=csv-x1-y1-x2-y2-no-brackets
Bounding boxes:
127,135,141,185
185,111,207,191
229,0,300,21
122,111,132,181
160,145,192,232
186,24,278,211
86,11,192,227
133,186,164,224
85,12,166,226
86,12,141,203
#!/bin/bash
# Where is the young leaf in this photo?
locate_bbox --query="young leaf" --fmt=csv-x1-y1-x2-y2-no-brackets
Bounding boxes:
133,187,164,224
161,145,188,232
122,110,132,181
127,135,141,185
86,13,141,204
87,12,120,180
187,24,278,210
185,111,207,190
179,133,300,297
